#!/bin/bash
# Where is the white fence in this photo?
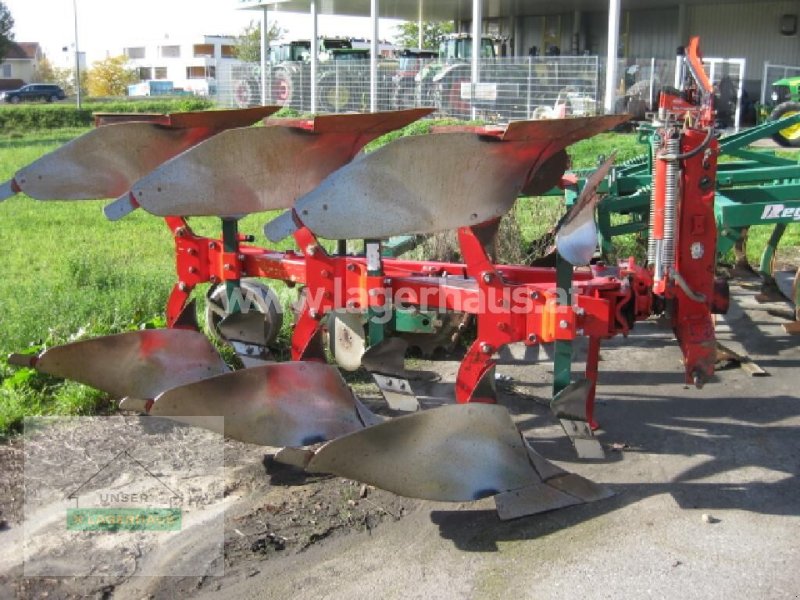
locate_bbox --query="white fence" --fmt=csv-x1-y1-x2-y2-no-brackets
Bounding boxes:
215,56,599,123
214,54,745,128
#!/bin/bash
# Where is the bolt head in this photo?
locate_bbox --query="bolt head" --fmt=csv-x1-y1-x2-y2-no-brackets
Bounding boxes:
480,342,494,354
527,333,537,344
530,291,540,300
559,319,569,329
209,242,217,250
306,245,317,256
482,272,494,284
309,309,319,319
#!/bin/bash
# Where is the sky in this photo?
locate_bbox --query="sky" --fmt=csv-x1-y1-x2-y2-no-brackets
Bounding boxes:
3,0,405,67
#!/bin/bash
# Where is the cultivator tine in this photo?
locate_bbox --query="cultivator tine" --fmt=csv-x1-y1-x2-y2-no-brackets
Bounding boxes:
7,329,228,401
302,403,611,519
150,362,368,447
555,154,615,266
268,116,627,241
6,107,277,203
550,379,604,459
128,109,433,218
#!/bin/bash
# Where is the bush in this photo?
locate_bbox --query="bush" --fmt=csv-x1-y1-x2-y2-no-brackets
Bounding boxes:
0,97,216,130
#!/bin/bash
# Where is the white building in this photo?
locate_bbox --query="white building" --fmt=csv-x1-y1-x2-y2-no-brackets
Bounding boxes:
122,35,243,96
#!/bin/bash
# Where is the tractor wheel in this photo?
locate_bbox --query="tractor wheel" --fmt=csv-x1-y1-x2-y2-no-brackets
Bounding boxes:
233,78,259,108
769,101,800,147
205,279,283,347
319,73,357,112
271,71,294,106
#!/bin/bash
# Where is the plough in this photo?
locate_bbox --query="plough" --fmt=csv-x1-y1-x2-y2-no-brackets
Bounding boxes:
2,39,730,520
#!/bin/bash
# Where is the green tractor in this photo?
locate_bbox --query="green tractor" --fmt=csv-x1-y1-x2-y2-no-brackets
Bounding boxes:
767,75,800,147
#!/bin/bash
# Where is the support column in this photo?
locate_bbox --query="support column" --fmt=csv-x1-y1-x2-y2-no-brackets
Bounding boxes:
573,10,582,55
260,6,268,106
603,0,621,114
677,2,688,46
471,0,482,119
418,0,424,48
371,0,379,112
311,0,318,113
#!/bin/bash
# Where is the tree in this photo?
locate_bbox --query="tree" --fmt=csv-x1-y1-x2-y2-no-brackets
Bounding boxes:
235,20,286,63
0,1,14,64
86,55,137,97
393,20,454,50
33,55,56,83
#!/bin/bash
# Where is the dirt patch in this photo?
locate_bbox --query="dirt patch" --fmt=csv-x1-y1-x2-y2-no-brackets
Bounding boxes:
0,411,415,599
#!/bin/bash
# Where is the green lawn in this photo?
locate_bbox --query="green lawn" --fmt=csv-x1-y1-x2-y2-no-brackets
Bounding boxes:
0,124,796,436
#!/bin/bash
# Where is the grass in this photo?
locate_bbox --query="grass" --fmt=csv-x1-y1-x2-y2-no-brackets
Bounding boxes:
0,123,797,436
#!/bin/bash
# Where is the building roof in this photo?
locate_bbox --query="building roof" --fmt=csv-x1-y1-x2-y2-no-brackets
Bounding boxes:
240,0,765,20
4,42,40,60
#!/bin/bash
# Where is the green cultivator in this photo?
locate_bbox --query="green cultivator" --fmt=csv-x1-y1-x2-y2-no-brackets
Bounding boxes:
574,110,800,330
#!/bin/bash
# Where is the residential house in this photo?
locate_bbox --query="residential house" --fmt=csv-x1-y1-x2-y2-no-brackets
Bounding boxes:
0,42,42,90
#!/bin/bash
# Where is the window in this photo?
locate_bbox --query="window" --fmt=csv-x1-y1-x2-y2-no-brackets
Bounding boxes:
154,67,167,79
137,66,152,80
193,44,215,58
160,45,180,58
186,66,215,79
221,45,236,58
124,47,145,59
1,64,10,77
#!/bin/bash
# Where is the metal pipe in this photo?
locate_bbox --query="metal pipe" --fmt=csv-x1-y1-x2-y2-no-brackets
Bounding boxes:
72,0,81,109
603,0,621,114
311,0,318,113
260,6,268,105
471,0,481,120
418,0,424,49
370,0,379,113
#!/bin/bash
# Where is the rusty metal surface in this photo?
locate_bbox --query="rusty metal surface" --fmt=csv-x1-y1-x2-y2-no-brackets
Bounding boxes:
283,116,625,240
10,108,276,202
150,362,364,447
555,154,615,266
21,329,228,399
306,404,542,501
131,109,432,217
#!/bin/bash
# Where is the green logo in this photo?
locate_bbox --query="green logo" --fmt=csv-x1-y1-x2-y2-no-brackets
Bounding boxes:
66,508,182,531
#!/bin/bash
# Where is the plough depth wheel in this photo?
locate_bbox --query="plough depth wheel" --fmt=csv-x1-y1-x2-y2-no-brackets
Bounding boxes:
205,279,283,347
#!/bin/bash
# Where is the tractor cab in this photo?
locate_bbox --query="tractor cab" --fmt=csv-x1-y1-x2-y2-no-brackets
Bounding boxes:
269,41,312,65
438,34,496,60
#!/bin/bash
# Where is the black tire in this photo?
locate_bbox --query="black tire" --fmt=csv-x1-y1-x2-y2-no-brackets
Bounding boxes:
769,101,800,148
9,96,20,104
48,95,59,103
205,279,283,347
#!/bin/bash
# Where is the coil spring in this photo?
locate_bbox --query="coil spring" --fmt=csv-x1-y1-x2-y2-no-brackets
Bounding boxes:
663,137,680,271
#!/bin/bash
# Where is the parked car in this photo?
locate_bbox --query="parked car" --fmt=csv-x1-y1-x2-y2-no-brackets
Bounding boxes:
0,84,66,104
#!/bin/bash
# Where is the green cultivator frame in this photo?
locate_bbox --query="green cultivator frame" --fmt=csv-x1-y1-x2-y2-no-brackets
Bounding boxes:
570,113,800,327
